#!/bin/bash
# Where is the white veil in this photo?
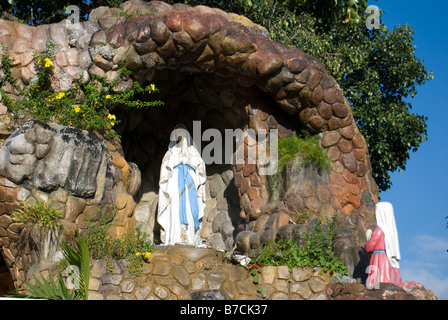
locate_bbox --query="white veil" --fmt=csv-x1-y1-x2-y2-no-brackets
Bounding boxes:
375,202,401,268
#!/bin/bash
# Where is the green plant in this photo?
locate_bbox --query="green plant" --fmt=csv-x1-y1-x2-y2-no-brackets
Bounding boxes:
276,132,330,177
11,199,63,231
10,271,78,300
0,45,19,91
59,237,90,300
248,261,265,298
252,214,347,276
117,7,148,20
253,238,302,268
303,215,347,275
106,0,126,8
83,206,114,260
83,207,154,276
1,42,164,140
295,210,313,224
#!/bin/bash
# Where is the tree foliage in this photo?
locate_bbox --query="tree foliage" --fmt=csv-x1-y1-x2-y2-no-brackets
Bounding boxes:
1,0,432,191
0,0,124,25
272,7,431,191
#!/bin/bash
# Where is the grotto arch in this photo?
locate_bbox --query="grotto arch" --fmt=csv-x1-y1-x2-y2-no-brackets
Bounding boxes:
85,0,379,249
0,0,380,285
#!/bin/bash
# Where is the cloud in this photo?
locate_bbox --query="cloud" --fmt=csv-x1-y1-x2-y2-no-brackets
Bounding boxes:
409,234,448,253
399,234,448,299
400,267,448,300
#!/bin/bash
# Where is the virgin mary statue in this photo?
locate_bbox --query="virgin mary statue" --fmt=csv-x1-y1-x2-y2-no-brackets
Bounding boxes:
157,126,207,246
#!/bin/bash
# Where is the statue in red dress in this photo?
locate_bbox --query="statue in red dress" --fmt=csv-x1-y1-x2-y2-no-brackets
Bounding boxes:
365,202,403,289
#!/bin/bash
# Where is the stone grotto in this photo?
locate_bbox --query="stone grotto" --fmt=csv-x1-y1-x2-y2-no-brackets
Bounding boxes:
0,0,437,300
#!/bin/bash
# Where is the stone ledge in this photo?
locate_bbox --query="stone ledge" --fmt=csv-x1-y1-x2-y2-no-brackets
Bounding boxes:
88,247,331,300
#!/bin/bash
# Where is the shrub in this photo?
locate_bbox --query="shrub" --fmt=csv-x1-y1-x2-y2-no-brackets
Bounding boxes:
11,199,63,232
303,215,347,275
277,132,331,176
252,214,347,276
1,41,164,139
268,132,331,202
83,207,154,276
59,237,90,300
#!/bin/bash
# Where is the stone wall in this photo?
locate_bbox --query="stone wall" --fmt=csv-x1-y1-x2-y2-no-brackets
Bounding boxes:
88,246,438,300
10,245,436,300
0,177,25,285
88,246,330,300
201,165,240,250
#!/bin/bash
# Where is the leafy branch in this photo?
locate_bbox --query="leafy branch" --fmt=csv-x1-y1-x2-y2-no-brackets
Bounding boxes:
1,41,164,140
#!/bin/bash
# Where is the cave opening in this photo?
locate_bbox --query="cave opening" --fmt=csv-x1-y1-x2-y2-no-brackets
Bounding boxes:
115,68,301,249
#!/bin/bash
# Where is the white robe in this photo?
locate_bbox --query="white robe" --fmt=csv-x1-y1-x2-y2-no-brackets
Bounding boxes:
157,128,207,245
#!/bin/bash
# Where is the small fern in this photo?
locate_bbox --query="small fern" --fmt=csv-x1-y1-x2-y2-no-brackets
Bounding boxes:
11,199,63,231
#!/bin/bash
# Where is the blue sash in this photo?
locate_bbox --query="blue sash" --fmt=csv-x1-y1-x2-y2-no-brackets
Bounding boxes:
372,250,386,254
174,163,200,231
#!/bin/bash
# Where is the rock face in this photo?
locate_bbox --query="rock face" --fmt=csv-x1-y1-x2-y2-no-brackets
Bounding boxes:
0,121,139,287
23,246,435,301
0,0,381,289
0,121,112,198
326,281,438,300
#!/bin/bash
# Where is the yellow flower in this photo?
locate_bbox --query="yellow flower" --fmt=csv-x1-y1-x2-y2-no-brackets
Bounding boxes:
74,106,81,113
44,58,53,68
148,84,156,93
110,122,115,127
108,114,116,121
55,92,65,100
135,252,140,257
144,252,151,259
106,95,111,99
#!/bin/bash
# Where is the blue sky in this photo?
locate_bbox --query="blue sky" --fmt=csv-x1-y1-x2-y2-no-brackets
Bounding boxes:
369,0,448,299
